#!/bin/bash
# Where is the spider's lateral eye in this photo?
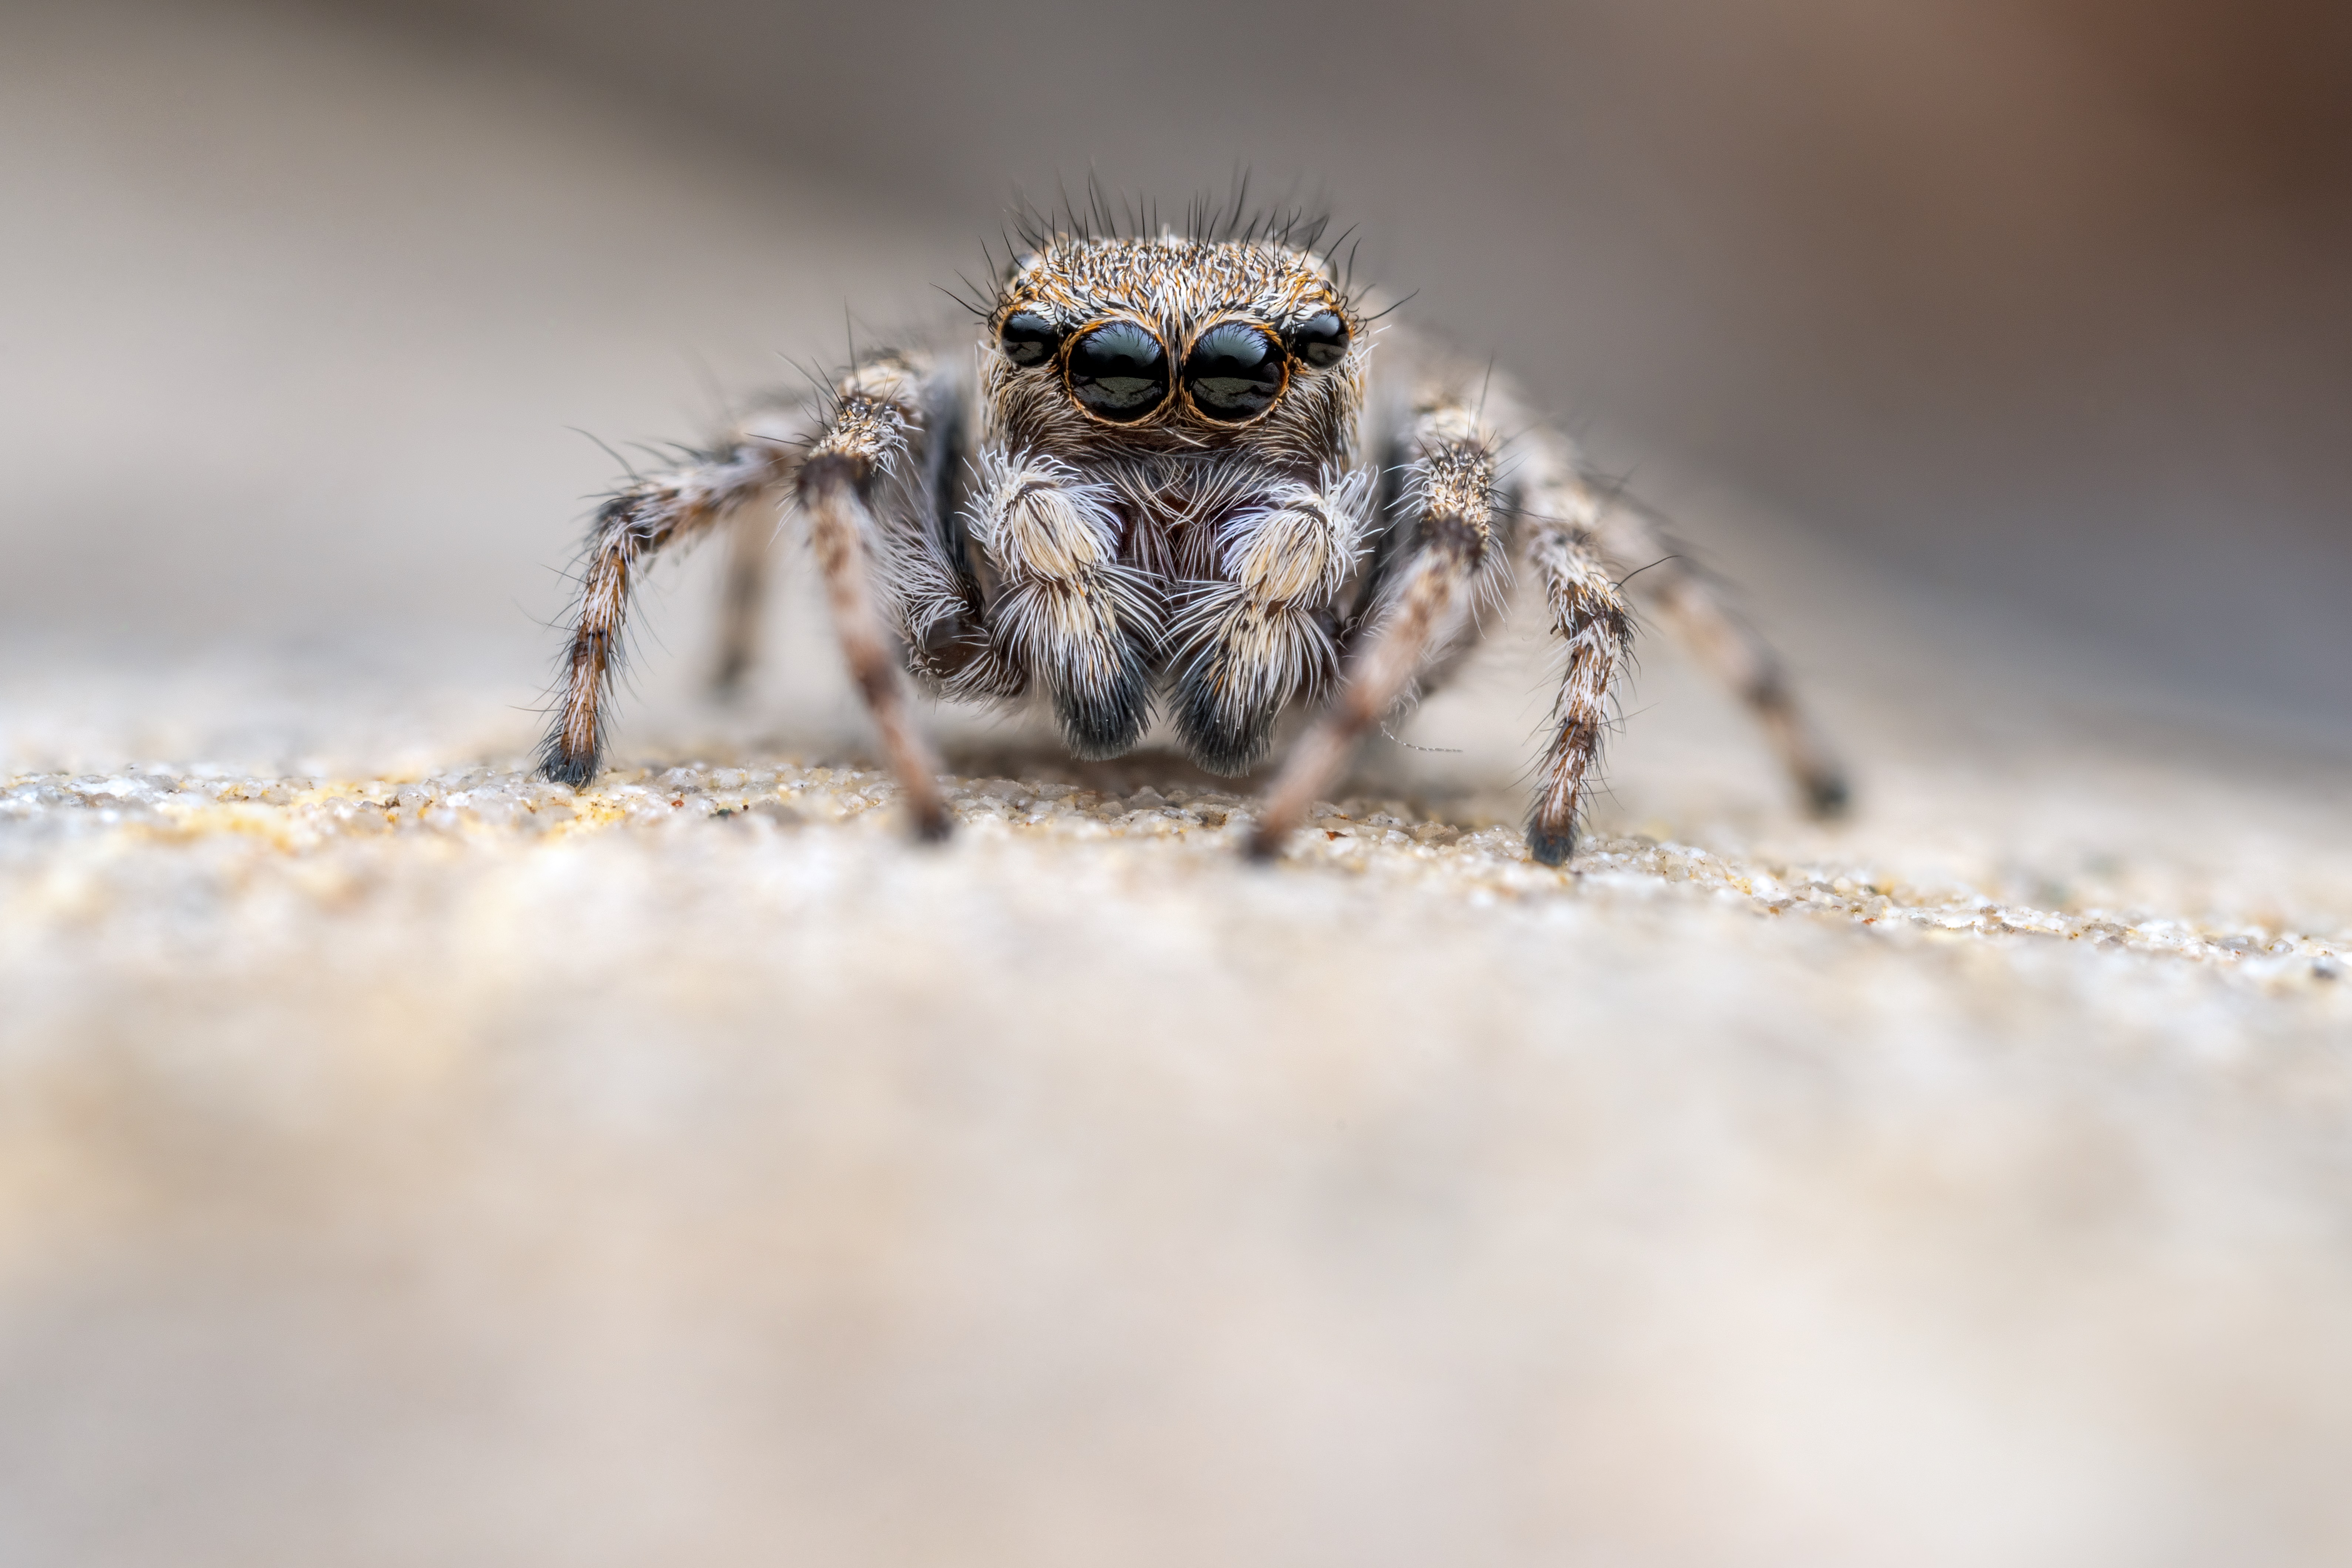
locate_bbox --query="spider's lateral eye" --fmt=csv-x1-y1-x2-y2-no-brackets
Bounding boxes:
1288,311,1351,370
1182,322,1286,423
998,311,1061,368
1065,321,1170,422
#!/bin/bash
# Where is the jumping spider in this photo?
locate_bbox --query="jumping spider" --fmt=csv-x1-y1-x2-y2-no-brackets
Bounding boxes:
539,207,1847,862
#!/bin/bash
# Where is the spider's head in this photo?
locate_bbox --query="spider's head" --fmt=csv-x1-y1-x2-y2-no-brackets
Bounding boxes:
984,236,1365,462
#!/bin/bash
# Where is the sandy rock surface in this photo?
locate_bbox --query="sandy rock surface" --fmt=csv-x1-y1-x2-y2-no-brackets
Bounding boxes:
4,638,2351,1568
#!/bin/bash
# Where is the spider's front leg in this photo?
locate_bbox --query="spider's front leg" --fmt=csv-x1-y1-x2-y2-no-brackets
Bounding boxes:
795,361,953,838
539,361,954,840
1517,441,1634,865
1246,401,1499,859
540,410,802,786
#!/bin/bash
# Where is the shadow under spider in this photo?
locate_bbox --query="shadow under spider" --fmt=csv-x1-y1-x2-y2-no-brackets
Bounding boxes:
931,739,1264,797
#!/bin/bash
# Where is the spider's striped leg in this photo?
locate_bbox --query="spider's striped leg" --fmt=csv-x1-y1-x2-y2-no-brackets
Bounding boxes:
1169,469,1368,774
540,412,799,787
965,451,1158,759
1591,490,1850,816
1246,401,1497,859
1517,446,1634,866
796,361,953,839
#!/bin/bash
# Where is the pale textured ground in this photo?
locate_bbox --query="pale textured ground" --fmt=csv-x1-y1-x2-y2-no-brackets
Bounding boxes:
4,613,2351,1568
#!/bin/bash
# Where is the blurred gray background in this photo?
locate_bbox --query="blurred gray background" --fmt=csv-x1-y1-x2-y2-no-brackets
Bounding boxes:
3,0,2348,735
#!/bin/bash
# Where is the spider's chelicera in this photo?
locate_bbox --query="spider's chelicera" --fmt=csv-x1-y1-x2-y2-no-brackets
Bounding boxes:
539,205,1848,863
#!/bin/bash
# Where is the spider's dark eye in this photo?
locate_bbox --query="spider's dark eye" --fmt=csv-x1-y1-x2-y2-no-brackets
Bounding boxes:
998,310,1061,368
1287,311,1351,370
1065,321,1170,422
1182,322,1287,422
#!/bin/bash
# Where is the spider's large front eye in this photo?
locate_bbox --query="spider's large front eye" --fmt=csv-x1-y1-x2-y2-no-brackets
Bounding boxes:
998,310,1061,368
1287,311,1351,370
1182,322,1287,422
1065,321,1170,422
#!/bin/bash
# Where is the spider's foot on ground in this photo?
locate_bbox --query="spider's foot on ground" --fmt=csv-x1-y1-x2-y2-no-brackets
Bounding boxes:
1241,822,1288,863
1526,816,1578,867
909,796,955,842
538,746,600,790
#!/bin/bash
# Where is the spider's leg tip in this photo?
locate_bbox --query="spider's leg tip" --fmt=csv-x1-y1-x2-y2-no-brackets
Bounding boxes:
539,751,600,790
708,658,751,701
1525,818,1577,867
1805,773,1853,819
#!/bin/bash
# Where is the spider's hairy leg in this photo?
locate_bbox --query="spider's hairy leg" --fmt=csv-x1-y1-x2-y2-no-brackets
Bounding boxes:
1169,470,1367,775
710,499,775,698
1592,492,1850,816
1518,447,1634,866
966,453,1157,759
798,361,953,840
539,413,801,788
1246,401,1497,860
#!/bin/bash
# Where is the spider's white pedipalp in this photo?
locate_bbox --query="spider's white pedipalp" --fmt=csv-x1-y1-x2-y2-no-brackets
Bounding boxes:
1166,465,1369,774
962,449,1160,758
